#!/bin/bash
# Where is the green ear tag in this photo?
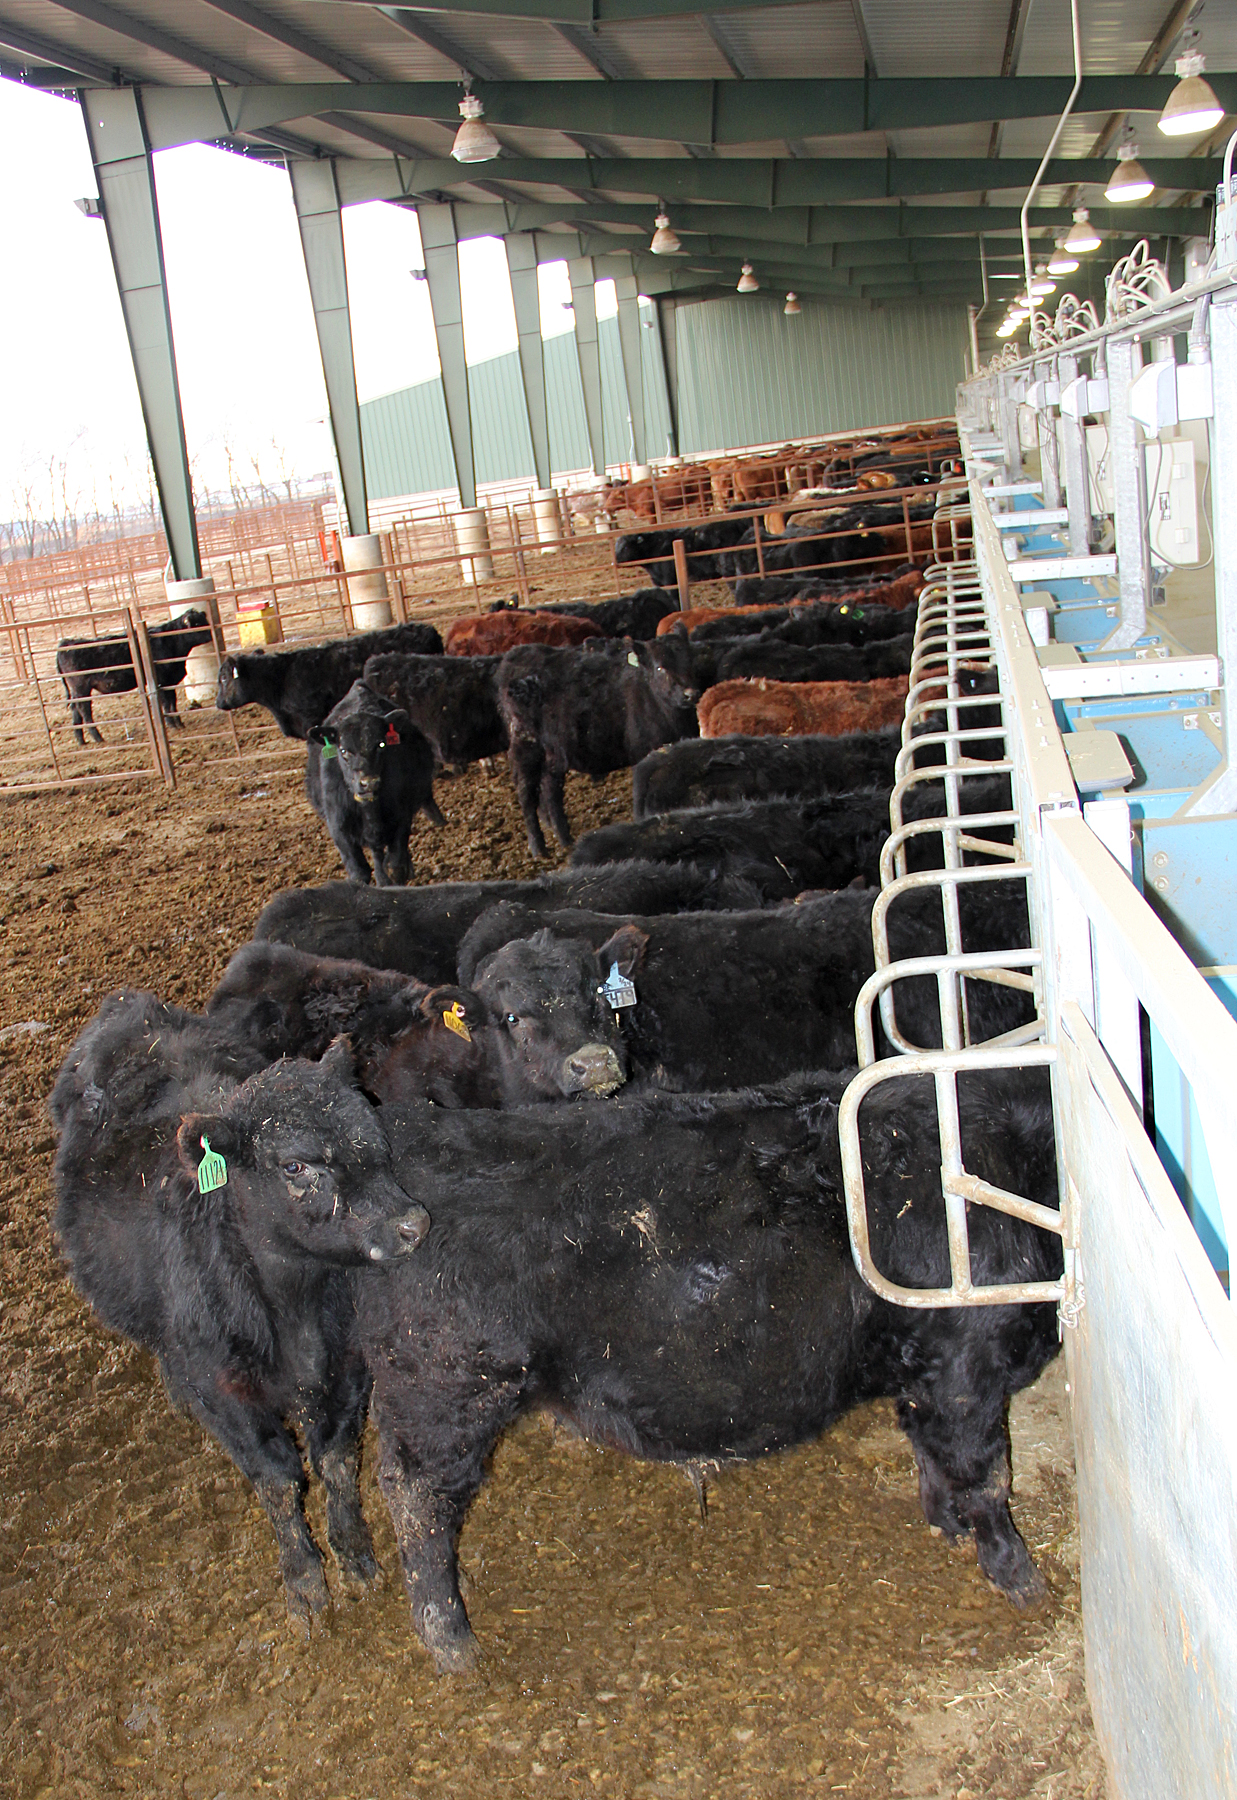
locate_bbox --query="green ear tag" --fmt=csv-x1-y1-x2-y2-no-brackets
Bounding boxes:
197,1136,228,1193
321,742,338,761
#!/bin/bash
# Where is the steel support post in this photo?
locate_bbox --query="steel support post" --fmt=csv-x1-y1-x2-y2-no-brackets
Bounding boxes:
568,257,605,477
79,88,202,581
418,203,477,511
614,272,648,467
997,372,1022,479
654,298,680,457
288,159,369,537
1057,351,1092,556
504,234,552,491
1104,335,1150,652
1036,359,1061,510
1187,287,1237,814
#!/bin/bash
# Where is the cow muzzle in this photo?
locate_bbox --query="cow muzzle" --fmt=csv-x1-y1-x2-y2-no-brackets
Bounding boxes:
364,1202,431,1261
562,1043,626,1097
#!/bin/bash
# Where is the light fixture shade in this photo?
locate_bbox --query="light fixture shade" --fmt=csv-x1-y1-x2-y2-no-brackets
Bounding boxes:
783,292,800,315
1158,54,1224,137
1105,145,1154,202
451,94,500,163
1031,278,1056,297
737,262,759,293
650,211,681,254
1048,240,1079,275
1064,207,1101,253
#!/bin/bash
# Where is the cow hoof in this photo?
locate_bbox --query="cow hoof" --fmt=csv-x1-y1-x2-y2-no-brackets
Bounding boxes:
283,1559,332,1635
418,1601,478,1674
335,1550,384,1597
990,1561,1048,1610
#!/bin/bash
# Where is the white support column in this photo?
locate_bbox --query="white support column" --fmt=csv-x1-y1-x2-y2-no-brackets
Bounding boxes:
419,202,477,511
568,256,605,478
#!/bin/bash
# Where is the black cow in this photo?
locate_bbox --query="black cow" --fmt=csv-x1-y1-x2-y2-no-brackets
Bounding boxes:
457,879,1033,1086
205,939,623,1110
251,860,764,986
360,652,508,768
573,777,1015,901
488,591,677,641
682,595,915,650
723,518,890,582
49,999,429,1628
349,1067,1061,1668
305,680,442,887
498,637,700,856
215,620,443,740
614,520,751,588
732,570,917,608
710,633,914,689
633,726,903,816
57,609,213,745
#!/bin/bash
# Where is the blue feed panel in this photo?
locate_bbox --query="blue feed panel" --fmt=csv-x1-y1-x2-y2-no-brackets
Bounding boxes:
1059,695,1223,795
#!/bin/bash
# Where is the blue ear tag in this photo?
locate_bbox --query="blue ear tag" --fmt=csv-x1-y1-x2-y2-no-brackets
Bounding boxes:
321,742,338,761
601,962,637,1011
197,1136,228,1193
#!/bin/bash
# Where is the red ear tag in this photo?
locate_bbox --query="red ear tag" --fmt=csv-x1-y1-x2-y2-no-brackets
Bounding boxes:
385,723,400,745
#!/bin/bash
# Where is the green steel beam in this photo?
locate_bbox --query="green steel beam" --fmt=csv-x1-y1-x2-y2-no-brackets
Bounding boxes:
418,203,477,511
613,272,647,466
651,297,678,458
371,153,1223,206
568,257,605,477
504,233,552,491
135,74,1237,154
288,158,369,537
79,88,202,581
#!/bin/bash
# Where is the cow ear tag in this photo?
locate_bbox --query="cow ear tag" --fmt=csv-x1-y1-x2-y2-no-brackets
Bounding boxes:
627,652,639,666
601,962,637,1010
197,1136,228,1193
385,723,400,745
442,1001,471,1043
321,741,338,761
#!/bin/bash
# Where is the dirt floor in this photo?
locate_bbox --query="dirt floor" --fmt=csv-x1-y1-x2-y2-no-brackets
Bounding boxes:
0,709,1106,1800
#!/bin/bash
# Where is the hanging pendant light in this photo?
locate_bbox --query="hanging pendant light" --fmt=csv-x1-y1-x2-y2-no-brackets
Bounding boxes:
737,262,759,293
783,291,800,315
1031,264,1056,298
1105,139,1154,203
1064,207,1101,254
1047,237,1079,276
1158,49,1224,137
451,91,500,163
650,211,681,255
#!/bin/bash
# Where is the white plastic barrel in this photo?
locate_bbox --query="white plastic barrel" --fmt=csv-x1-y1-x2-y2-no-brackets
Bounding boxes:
532,487,561,553
341,533,394,629
630,464,650,481
165,573,220,705
455,508,495,584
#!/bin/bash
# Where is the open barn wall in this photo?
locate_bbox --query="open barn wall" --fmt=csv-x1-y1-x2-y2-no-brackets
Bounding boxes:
358,314,674,499
675,296,972,455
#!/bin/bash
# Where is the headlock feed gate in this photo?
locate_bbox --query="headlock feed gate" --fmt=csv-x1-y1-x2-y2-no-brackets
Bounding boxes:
837,196,1237,1799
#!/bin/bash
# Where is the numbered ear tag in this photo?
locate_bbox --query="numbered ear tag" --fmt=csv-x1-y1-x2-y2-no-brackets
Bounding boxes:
442,1001,472,1042
601,962,637,1010
197,1135,228,1193
385,723,400,745
321,741,338,761
627,652,639,666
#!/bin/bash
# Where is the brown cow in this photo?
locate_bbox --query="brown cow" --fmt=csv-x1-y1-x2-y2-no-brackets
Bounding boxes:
444,612,598,657
655,568,923,638
697,676,909,739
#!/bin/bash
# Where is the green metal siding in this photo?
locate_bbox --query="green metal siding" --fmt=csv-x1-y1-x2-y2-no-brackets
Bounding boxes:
674,296,970,453
360,315,672,500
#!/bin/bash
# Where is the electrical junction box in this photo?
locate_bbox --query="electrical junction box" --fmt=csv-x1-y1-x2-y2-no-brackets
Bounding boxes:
1017,405,1041,451
1145,436,1200,567
1085,423,1114,515
1217,176,1237,269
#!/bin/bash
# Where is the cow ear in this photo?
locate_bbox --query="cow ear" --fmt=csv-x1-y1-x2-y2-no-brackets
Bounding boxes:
382,708,414,739
597,925,649,979
176,1114,239,1179
320,1035,359,1085
421,985,487,1034
308,725,327,745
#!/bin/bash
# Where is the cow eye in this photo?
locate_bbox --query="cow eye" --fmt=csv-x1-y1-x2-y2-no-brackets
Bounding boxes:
282,1160,307,1177
504,1012,519,1027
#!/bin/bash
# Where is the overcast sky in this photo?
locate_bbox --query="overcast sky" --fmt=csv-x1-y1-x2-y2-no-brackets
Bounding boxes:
0,79,598,514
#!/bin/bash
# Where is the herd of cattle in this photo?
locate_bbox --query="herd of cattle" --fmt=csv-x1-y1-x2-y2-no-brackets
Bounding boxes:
48,448,1062,1675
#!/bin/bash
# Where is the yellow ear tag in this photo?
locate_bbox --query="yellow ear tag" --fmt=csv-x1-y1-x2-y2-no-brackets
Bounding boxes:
442,1001,472,1043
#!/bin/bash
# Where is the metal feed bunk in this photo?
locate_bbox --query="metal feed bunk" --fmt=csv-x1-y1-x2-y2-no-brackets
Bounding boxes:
836,196,1237,1797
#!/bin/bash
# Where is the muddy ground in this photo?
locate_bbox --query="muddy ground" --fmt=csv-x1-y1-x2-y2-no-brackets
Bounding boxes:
0,710,1105,1800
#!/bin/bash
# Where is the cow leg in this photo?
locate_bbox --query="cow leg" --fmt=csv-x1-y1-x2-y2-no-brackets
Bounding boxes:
327,817,374,885
74,695,104,746
509,741,548,857
303,1354,380,1595
160,687,185,728
421,796,447,828
376,1459,477,1672
168,1372,330,1630
540,759,574,849
895,1390,1045,1606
